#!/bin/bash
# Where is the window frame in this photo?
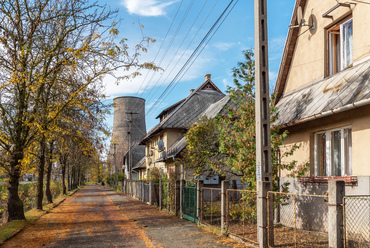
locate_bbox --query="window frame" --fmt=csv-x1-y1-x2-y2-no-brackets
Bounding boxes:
314,126,352,177
326,15,353,76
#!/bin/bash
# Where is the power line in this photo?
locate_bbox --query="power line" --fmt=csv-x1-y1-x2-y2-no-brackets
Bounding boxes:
145,0,237,117
162,0,240,103
132,0,184,99
139,0,196,102
144,0,217,106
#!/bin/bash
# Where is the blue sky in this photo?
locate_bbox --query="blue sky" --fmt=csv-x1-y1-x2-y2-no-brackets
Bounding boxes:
102,0,295,134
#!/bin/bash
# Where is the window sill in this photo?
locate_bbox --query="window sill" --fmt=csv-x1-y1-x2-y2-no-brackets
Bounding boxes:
298,176,357,185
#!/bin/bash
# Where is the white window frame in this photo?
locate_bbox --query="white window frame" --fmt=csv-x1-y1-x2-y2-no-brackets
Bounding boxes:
327,16,353,75
314,126,352,176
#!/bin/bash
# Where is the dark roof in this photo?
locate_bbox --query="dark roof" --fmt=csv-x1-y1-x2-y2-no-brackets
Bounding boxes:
123,143,145,168
155,99,185,119
166,135,187,158
273,0,307,105
155,78,223,120
202,95,233,118
275,60,370,127
139,84,225,145
132,157,146,170
166,95,233,158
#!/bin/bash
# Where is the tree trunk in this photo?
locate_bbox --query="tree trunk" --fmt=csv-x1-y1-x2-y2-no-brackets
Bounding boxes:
61,154,67,195
67,162,71,191
3,155,25,223
45,142,53,204
36,137,46,210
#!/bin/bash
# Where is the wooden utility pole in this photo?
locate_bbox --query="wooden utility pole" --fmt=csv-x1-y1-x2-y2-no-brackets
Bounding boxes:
255,0,273,247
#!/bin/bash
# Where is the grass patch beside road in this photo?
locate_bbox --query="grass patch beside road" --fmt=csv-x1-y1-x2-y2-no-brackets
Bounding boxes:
0,187,80,245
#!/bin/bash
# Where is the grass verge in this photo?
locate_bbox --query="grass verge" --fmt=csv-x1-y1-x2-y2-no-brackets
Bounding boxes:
0,187,80,244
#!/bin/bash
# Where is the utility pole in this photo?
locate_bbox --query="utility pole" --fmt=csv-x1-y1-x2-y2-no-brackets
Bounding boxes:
255,0,272,247
126,112,138,194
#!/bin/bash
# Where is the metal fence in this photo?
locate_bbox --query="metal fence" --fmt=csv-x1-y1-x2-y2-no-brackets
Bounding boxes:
200,187,221,228
268,192,328,247
153,183,160,206
183,186,197,223
226,189,258,246
343,196,370,248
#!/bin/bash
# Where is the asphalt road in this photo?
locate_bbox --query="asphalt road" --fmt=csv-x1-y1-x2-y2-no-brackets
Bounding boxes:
2,185,244,248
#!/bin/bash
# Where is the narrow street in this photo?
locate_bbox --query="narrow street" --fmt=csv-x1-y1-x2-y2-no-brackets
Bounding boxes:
2,185,243,248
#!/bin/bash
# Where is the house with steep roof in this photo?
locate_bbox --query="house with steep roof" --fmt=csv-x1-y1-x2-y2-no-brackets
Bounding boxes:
138,74,225,179
122,143,145,180
274,0,370,195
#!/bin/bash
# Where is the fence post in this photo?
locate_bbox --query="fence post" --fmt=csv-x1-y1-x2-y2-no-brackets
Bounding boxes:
221,180,229,235
167,180,170,212
328,180,345,248
258,181,272,248
159,180,163,209
180,180,185,218
268,192,274,247
197,180,204,225
175,180,180,216
142,181,145,202
149,180,154,205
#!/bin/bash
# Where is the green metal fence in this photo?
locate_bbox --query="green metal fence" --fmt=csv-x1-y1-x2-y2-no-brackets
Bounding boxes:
182,186,197,223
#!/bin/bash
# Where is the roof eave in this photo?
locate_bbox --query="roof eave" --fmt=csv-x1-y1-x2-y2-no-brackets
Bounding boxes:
273,0,307,105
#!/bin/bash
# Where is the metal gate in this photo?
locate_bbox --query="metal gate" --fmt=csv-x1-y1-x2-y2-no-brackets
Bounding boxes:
182,186,198,223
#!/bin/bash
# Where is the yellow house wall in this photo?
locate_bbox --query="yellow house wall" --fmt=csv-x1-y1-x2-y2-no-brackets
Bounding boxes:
284,0,370,94
281,105,370,177
144,129,184,179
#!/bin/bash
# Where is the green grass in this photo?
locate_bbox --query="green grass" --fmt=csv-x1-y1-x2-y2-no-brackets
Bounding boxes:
0,187,80,244
0,220,27,242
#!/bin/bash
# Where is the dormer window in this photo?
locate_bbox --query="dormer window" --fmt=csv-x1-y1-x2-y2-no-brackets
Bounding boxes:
327,16,353,76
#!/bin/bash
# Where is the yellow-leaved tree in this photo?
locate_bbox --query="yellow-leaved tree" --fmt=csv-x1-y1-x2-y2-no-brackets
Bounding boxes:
0,0,159,223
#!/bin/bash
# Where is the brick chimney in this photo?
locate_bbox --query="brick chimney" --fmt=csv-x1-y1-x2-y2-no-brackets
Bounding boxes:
205,74,211,80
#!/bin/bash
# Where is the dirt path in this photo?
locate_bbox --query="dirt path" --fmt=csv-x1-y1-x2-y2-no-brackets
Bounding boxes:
2,186,151,248
2,185,246,248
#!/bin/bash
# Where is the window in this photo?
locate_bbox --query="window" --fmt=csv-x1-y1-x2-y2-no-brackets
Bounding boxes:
327,16,353,75
314,127,352,176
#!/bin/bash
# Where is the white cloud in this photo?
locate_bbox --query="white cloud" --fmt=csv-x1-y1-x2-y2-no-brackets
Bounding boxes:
103,46,214,99
213,41,237,51
122,0,176,17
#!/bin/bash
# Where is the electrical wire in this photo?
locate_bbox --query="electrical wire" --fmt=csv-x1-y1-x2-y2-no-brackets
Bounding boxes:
132,0,184,100
145,0,236,117
162,0,240,103
143,0,217,107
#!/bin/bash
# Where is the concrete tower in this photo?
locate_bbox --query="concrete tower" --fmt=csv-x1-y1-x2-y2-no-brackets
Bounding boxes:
109,96,146,174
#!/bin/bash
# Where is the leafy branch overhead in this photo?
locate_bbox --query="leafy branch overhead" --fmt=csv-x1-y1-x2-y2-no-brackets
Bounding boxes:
181,49,308,190
0,0,159,223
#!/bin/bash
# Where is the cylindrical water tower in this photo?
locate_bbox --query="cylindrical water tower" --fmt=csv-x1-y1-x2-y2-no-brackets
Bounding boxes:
110,96,146,173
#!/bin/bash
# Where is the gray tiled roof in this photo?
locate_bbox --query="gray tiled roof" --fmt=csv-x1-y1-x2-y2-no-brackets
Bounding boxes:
166,95,233,158
161,90,225,128
202,95,232,118
275,59,370,126
166,135,187,158
123,143,145,168
140,90,225,144
133,157,146,170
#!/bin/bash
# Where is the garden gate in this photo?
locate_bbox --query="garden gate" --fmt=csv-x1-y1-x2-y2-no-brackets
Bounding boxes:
182,186,198,223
